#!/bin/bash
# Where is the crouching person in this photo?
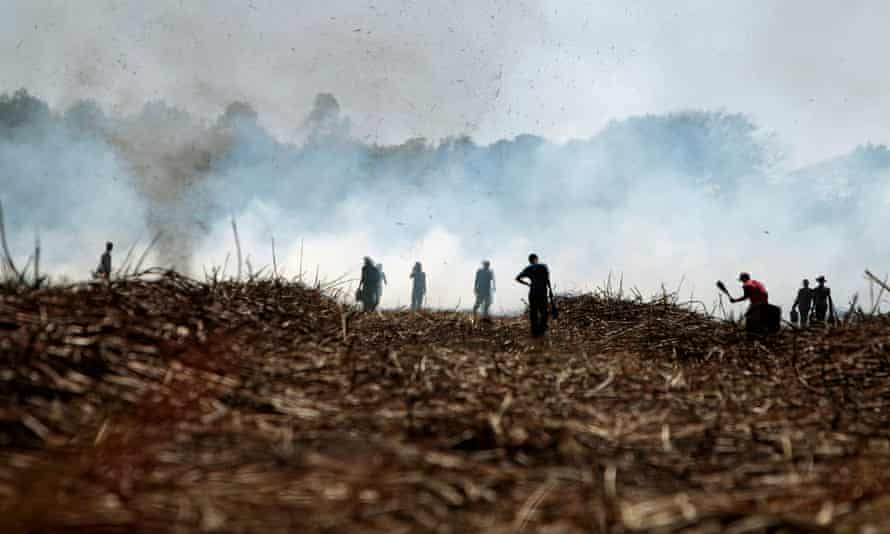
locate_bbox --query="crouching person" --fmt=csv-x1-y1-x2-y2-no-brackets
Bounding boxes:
730,272,780,335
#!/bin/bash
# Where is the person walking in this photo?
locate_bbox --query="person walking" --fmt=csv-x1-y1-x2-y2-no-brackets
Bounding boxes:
812,275,835,324
792,279,813,327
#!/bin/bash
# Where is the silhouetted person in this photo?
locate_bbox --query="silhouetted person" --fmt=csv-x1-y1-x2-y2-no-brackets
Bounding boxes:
376,263,388,304
473,260,496,319
96,242,113,279
358,257,381,312
792,279,813,327
410,262,426,311
730,272,778,334
812,275,835,324
516,253,552,337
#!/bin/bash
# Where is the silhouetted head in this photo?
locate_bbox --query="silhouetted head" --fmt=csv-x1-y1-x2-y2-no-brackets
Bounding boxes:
482,260,490,269
816,275,826,285
738,272,750,282
363,256,373,266
106,242,113,252
413,262,422,272
802,279,809,288
528,253,539,264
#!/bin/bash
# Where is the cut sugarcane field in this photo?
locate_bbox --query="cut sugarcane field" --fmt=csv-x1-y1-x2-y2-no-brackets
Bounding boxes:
5,2,890,532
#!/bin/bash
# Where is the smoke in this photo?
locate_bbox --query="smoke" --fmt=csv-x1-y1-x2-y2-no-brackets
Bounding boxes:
3,88,890,314
104,101,234,269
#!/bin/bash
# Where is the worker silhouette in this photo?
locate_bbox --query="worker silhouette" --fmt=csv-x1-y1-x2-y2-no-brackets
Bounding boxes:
376,263,388,305
95,242,113,279
792,279,813,327
730,272,779,334
473,260,495,319
410,262,426,311
515,253,552,337
357,257,381,312
812,275,835,324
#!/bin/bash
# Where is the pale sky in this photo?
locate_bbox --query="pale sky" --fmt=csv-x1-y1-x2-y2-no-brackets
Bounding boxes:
3,0,889,165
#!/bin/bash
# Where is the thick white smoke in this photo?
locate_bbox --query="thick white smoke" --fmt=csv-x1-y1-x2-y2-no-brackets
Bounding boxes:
3,89,890,315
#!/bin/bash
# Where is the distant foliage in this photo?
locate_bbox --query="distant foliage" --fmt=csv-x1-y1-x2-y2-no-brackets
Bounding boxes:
0,88,885,273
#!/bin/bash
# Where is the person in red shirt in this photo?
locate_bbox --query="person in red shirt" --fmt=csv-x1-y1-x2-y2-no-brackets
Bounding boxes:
730,272,779,334
730,272,768,306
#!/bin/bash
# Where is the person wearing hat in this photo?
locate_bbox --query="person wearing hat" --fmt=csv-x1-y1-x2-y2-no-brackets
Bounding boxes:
730,272,778,334
730,272,768,306
812,275,834,323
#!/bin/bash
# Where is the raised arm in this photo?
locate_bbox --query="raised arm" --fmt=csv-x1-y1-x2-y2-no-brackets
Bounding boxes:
730,287,749,304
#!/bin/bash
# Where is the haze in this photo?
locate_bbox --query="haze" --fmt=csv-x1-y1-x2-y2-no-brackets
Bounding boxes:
2,0,890,314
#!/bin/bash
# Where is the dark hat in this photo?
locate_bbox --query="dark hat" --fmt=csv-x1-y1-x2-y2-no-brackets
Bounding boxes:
816,275,826,282
738,272,750,281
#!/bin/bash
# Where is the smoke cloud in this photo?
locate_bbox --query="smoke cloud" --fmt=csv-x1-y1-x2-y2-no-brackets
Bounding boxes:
3,88,890,315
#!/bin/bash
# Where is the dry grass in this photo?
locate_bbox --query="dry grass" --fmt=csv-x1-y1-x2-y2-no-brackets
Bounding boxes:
2,273,890,532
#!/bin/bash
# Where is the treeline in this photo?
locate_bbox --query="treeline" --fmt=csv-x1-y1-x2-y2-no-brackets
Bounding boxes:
2,88,889,271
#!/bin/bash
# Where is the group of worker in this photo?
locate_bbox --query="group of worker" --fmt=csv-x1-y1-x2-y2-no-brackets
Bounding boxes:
727,272,836,332
355,257,502,316
791,276,835,326
95,241,838,337
356,253,554,337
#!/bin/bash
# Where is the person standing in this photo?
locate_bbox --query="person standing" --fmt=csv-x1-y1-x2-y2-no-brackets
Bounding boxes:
410,262,426,311
376,263,388,305
812,275,835,324
792,279,813,327
357,257,381,312
515,253,553,337
473,260,496,319
95,242,113,279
